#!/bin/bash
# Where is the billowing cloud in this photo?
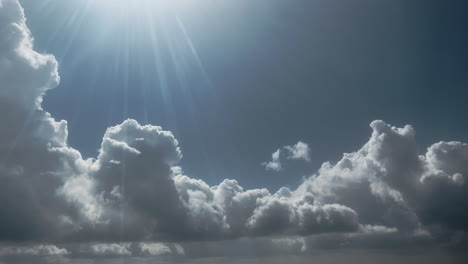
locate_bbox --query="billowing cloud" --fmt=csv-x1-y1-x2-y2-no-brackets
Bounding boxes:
0,0,85,241
297,120,468,236
172,169,359,238
1,0,468,262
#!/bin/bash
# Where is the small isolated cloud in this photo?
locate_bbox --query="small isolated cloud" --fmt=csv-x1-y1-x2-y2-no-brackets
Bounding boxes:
262,141,311,171
262,149,282,171
285,141,311,162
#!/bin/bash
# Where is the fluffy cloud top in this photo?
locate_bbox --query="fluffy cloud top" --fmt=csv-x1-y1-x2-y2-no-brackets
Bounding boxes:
1,0,468,261
297,120,468,234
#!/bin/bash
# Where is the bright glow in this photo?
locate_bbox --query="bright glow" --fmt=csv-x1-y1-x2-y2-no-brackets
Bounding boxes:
93,0,194,15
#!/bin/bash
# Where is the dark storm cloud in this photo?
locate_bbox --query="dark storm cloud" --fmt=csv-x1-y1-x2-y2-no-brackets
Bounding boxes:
1,0,468,262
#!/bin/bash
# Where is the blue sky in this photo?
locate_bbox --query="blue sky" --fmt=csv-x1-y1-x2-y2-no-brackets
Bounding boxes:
21,0,468,192
1,0,468,263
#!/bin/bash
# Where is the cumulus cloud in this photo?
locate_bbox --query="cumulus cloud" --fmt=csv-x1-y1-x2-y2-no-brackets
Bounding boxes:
1,0,468,262
262,141,311,171
285,141,311,162
296,120,468,236
262,149,282,171
0,0,85,241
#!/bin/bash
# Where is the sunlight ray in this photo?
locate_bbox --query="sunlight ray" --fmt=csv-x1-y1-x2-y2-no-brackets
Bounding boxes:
175,15,217,96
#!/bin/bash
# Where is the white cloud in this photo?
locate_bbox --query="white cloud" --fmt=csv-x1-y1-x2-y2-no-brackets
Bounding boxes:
173,243,185,255
0,0,58,109
1,0,468,261
0,245,68,256
262,142,311,172
0,0,84,241
285,141,311,162
84,243,132,256
359,224,398,235
262,148,282,171
139,242,172,256
296,120,468,234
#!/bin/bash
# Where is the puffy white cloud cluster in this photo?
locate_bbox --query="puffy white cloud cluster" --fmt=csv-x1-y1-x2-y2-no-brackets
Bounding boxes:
1,0,468,261
173,171,359,237
297,120,468,234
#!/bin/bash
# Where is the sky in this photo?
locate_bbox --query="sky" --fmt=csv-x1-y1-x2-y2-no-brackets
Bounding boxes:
0,0,468,263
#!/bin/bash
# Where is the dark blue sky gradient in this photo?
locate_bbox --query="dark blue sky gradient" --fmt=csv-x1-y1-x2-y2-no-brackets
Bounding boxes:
20,0,468,190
